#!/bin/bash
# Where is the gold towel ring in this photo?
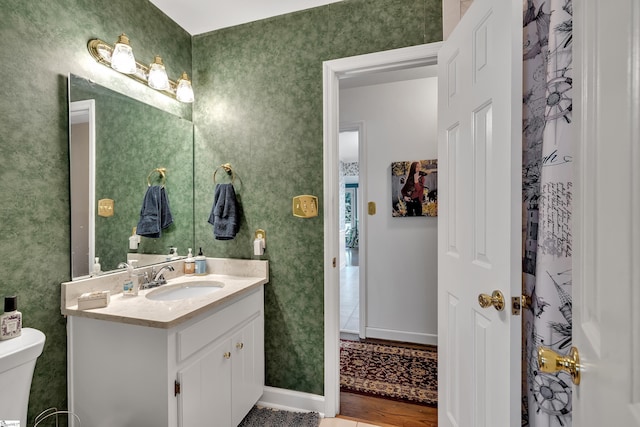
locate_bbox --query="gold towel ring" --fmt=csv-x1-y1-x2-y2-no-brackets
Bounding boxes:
147,168,167,187
213,163,235,184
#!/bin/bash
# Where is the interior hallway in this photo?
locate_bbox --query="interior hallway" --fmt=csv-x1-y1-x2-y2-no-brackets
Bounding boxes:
338,248,438,426
340,248,360,333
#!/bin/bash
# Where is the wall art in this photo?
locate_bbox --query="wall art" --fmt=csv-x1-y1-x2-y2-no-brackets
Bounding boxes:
391,159,437,217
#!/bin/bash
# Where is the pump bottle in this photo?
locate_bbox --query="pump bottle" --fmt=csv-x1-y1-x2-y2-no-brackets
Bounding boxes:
195,247,207,275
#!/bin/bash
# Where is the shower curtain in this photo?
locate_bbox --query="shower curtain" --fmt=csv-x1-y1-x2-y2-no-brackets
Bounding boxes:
522,0,573,426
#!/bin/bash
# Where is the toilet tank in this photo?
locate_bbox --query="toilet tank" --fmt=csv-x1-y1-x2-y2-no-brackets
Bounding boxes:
0,328,46,426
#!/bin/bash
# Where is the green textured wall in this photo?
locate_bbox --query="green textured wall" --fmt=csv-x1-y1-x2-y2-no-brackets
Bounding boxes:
192,0,442,394
0,0,441,421
0,0,191,421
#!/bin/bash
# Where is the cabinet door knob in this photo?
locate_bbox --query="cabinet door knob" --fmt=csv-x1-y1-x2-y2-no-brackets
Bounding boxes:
236,342,244,350
223,352,231,359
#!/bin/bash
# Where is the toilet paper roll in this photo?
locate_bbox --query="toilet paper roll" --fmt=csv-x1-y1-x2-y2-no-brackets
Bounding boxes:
254,238,264,255
129,235,139,250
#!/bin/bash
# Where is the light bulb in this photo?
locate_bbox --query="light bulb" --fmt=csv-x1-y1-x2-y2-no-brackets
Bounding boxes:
148,55,170,90
176,72,195,103
111,34,136,74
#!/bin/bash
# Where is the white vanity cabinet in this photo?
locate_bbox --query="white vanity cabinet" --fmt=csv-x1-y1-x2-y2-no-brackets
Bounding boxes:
177,298,263,427
67,285,264,427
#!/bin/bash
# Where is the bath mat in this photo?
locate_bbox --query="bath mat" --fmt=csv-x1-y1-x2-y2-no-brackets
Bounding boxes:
340,339,438,406
238,406,320,427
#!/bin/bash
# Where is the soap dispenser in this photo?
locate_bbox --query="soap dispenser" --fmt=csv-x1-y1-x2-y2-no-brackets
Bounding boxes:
122,262,139,297
184,248,195,275
195,247,207,276
93,257,102,276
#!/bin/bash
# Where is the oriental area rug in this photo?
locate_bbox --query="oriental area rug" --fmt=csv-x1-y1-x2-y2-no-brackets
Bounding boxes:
339,339,438,406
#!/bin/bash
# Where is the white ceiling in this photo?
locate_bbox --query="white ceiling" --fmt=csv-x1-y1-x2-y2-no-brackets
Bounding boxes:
149,0,344,35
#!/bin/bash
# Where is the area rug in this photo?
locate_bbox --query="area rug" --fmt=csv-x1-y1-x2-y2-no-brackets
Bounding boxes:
340,339,438,406
238,406,320,427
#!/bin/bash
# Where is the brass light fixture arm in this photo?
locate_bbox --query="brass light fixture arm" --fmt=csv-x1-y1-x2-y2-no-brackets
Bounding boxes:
87,39,179,100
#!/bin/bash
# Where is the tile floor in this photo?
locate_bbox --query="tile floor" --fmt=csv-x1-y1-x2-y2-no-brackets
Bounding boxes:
320,418,380,427
340,249,360,333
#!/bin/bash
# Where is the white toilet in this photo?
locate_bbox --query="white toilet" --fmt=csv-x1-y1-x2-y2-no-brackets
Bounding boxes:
0,328,46,426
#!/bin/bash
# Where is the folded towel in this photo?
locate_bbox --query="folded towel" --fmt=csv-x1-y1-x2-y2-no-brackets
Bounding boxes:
208,183,239,240
136,185,173,238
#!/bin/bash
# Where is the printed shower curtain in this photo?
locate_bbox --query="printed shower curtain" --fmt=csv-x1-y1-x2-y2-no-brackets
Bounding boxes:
522,0,573,426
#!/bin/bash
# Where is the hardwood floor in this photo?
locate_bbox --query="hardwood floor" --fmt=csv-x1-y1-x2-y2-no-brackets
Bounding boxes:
337,391,438,427
339,249,437,426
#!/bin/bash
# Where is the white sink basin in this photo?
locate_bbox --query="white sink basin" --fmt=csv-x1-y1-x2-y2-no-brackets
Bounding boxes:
145,280,224,301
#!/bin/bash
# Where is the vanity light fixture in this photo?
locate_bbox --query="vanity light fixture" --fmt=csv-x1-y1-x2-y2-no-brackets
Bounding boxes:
110,34,136,74
176,72,195,103
148,55,170,91
87,34,194,103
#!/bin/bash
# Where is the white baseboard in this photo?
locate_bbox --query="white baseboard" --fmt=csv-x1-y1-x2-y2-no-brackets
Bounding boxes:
257,386,326,417
365,327,438,346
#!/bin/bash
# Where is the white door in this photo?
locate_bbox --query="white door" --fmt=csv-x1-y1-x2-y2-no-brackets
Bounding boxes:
437,0,522,425
572,0,640,424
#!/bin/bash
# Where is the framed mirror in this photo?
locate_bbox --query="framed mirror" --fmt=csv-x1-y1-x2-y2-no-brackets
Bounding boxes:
69,74,194,279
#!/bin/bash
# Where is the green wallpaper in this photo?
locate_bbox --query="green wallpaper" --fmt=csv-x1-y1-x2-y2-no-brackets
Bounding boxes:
0,0,441,421
70,75,194,273
192,0,442,394
0,0,191,422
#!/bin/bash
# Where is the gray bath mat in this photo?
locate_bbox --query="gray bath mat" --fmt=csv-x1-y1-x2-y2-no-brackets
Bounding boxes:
238,406,320,427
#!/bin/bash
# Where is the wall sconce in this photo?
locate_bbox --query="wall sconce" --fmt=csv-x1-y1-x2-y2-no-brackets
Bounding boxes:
88,34,195,103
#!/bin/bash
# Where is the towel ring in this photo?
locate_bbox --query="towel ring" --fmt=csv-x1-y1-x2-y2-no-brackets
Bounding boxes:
147,168,167,187
213,163,236,184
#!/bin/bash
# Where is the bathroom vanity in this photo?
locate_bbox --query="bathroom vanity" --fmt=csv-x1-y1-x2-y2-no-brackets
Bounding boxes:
61,258,268,427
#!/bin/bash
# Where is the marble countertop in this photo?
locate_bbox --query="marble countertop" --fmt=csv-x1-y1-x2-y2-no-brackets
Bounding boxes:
61,258,268,329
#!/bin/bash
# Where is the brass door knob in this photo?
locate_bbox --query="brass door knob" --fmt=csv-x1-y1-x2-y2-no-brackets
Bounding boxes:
236,342,244,350
223,352,231,359
478,290,505,311
538,346,581,385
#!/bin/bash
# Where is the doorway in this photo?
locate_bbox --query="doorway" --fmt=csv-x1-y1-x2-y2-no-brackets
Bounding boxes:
339,127,362,336
323,43,442,418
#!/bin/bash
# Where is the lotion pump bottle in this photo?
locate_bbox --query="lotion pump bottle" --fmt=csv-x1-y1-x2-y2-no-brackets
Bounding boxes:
184,248,195,275
195,247,207,275
93,257,102,276
122,262,139,297
0,296,22,340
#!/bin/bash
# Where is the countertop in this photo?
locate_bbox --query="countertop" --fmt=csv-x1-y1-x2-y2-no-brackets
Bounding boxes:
61,258,268,329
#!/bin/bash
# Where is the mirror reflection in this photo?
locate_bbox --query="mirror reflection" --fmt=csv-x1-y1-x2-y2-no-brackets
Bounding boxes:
69,74,194,279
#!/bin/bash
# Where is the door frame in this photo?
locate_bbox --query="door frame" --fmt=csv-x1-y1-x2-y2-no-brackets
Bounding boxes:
323,42,442,417
69,99,96,280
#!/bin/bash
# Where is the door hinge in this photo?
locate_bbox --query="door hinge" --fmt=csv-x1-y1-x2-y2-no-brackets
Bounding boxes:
174,380,181,396
332,257,337,268
511,295,532,315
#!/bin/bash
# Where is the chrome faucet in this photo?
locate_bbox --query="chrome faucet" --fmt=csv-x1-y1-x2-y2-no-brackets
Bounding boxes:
149,265,175,287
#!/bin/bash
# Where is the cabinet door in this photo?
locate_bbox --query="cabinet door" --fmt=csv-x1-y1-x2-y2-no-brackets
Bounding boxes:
178,338,232,427
231,316,264,426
